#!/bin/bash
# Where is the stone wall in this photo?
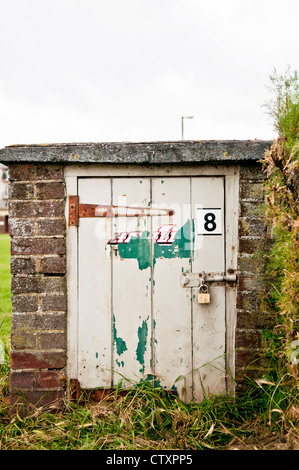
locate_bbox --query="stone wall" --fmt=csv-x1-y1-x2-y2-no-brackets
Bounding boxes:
8,163,67,414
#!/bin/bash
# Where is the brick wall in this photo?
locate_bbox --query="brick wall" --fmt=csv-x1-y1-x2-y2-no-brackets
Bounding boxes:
236,163,274,388
8,163,67,414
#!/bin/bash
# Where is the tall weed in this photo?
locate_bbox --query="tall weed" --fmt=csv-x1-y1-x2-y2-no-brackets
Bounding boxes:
262,66,299,366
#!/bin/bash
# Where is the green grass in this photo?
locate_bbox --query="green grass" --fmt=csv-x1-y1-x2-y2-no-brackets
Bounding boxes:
0,372,297,450
0,234,11,345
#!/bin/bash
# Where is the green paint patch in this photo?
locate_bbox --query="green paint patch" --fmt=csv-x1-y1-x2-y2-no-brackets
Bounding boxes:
116,359,125,367
136,319,148,372
113,315,127,356
116,220,194,270
154,220,193,261
118,231,151,270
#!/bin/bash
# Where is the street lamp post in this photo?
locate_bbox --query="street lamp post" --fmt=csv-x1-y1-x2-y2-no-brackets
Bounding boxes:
181,116,194,140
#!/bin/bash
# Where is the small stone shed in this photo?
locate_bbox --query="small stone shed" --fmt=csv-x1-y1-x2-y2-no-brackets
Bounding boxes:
0,140,274,414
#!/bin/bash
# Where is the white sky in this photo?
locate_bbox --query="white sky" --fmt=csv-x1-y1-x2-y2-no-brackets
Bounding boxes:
0,0,298,148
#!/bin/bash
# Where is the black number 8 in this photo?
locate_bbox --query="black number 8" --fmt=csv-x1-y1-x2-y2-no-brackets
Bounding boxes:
204,212,216,232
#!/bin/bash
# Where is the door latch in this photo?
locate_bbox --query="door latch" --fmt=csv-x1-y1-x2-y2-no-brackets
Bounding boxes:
181,271,237,288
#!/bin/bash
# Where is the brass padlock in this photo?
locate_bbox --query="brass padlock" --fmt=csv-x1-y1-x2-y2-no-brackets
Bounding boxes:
197,283,210,304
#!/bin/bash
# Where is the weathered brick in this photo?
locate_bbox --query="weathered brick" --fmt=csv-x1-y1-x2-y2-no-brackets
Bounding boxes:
239,164,267,180
9,164,64,182
239,218,267,237
11,313,65,331
239,201,262,218
40,256,66,274
9,164,38,181
36,165,63,181
11,350,66,369
35,182,65,199
39,369,65,388
9,200,64,218
240,181,265,201
236,291,262,312
10,370,38,389
42,294,67,312
238,237,268,255
43,276,66,293
11,238,65,256
39,332,66,350
236,310,276,330
11,276,42,294
9,182,34,200
10,389,65,416
9,218,36,237
11,257,36,275
37,219,65,236
11,294,39,312
10,330,37,350
235,350,270,369
235,330,264,349
238,274,265,293
238,254,264,275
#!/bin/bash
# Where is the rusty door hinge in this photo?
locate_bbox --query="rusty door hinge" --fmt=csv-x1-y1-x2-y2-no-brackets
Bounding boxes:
69,195,79,226
69,195,174,226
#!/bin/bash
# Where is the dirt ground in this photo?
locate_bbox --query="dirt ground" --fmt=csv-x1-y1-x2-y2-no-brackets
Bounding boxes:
228,427,299,450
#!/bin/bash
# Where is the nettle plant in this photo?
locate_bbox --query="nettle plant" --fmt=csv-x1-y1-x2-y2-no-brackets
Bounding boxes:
262,67,299,365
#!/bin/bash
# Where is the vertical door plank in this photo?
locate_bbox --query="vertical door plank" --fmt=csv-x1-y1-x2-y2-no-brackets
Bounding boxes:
152,178,193,401
112,178,152,387
191,177,226,401
78,178,112,389
65,176,78,382
225,171,239,394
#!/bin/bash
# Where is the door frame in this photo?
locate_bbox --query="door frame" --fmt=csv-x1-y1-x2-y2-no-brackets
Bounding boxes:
65,164,239,398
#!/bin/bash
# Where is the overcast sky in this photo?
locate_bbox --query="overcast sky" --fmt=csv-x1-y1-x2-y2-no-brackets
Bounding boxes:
0,0,298,148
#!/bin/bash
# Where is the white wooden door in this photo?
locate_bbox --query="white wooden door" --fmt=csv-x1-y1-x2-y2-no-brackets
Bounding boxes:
77,176,226,401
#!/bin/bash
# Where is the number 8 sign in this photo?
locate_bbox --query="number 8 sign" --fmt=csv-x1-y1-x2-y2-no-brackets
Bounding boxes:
197,208,222,236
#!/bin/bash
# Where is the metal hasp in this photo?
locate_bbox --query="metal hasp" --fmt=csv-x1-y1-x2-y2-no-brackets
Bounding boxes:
181,271,237,287
68,195,174,226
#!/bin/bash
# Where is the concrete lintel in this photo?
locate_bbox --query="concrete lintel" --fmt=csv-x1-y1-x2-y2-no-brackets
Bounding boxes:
0,140,272,165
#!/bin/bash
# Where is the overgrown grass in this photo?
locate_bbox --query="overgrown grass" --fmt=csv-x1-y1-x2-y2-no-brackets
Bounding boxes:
0,367,298,450
262,66,299,358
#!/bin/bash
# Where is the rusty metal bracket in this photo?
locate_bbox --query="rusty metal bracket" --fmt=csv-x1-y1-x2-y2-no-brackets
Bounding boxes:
69,378,177,403
69,378,129,403
69,195,174,226
69,195,79,226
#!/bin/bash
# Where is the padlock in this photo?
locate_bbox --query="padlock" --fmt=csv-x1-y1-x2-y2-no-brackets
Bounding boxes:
197,283,211,304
